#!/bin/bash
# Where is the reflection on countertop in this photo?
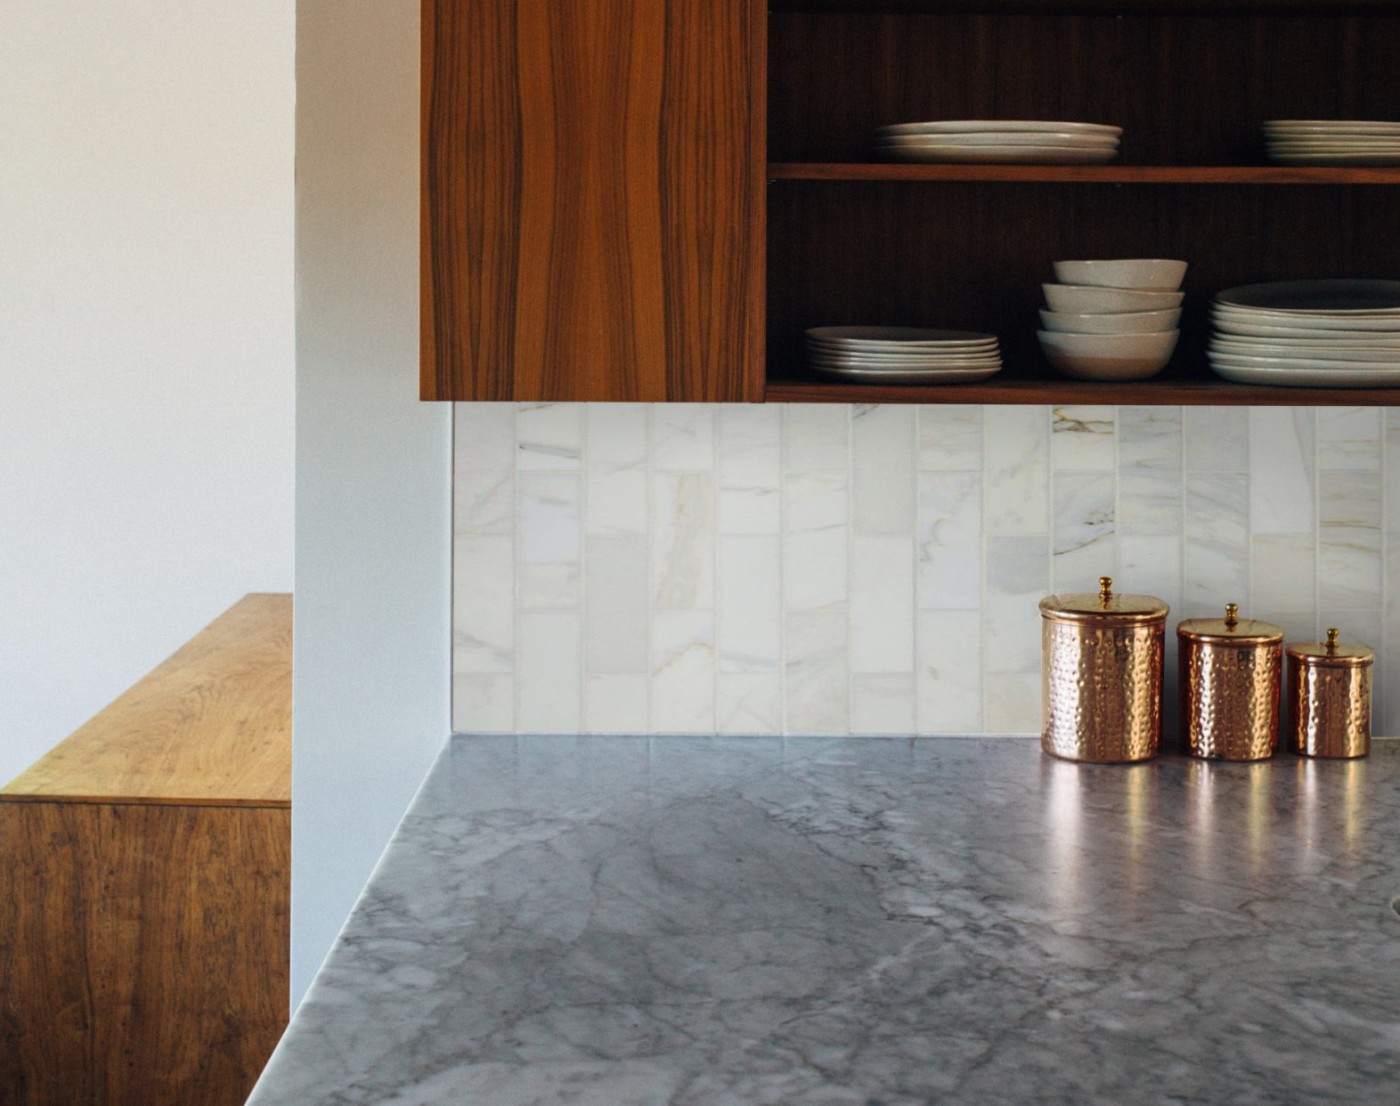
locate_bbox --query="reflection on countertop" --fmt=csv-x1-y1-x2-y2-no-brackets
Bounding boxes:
249,736,1400,1105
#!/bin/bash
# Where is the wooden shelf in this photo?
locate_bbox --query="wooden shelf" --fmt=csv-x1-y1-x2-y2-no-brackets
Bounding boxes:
771,1,1400,13
769,163,1400,185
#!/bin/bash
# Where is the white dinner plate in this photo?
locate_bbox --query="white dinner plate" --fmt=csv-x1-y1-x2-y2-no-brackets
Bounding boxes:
878,144,1118,164
1211,314,1400,339
877,132,1118,149
809,356,1003,371
813,365,1003,384
1268,152,1400,166
1215,280,1400,314
805,339,999,356
875,120,1122,138
1208,360,1400,387
1208,351,1400,372
806,327,997,346
807,352,1001,367
1209,341,1400,363
1263,120,1400,136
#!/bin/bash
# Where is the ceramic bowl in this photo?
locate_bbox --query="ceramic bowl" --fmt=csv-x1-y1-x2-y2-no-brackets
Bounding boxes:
1037,328,1180,381
1051,259,1189,291
1042,283,1185,314
1039,307,1181,334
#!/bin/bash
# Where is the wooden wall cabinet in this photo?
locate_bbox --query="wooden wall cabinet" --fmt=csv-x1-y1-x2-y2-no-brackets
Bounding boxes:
422,0,1400,406
0,595,291,1106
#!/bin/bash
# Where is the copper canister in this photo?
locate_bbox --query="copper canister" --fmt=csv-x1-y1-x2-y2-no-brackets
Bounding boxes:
1040,576,1169,763
1178,604,1283,761
1287,628,1373,758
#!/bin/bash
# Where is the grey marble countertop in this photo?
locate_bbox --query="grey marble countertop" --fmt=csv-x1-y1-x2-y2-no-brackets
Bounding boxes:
249,736,1400,1105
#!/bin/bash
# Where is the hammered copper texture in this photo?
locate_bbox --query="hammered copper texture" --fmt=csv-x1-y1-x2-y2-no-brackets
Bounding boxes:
1041,618,1163,763
1180,640,1281,761
1289,659,1371,759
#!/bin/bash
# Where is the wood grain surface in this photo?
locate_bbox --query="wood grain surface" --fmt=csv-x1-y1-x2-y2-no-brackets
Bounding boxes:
421,0,764,401
1,593,291,806
0,801,290,1106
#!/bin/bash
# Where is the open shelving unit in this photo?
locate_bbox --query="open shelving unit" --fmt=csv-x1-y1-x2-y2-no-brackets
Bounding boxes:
764,0,1400,404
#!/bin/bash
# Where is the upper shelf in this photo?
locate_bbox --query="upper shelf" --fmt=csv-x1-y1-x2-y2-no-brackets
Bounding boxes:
769,163,1400,185
770,1,1400,13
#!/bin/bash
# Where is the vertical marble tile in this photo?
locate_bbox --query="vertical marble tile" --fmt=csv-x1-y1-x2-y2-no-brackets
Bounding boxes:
519,474,581,608
985,406,1049,536
586,404,648,534
1118,407,1183,537
918,405,982,470
1052,472,1116,592
650,472,714,610
985,671,1041,735
1185,408,1248,473
1184,473,1249,610
587,468,647,535
852,405,915,535
783,471,848,611
584,534,648,675
1249,408,1315,535
916,471,981,610
583,674,649,734
718,536,781,673
517,611,581,732
453,535,514,673
516,403,582,471
850,536,915,673
1317,407,1382,471
718,406,781,534
650,611,716,732
851,674,916,735
1051,405,1115,472
716,674,782,735
1318,471,1382,611
455,469,514,536
784,608,849,735
451,674,515,734
917,610,982,734
1251,534,1315,618
1120,536,1182,616
982,535,1049,679
783,404,848,473
454,402,516,472
651,405,715,470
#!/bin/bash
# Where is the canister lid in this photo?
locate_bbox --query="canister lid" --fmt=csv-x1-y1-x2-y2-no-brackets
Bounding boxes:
1286,628,1374,667
1039,576,1169,626
1177,603,1284,645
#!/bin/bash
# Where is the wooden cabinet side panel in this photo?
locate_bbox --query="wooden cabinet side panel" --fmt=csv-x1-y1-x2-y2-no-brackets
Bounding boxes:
0,802,290,1106
422,0,762,402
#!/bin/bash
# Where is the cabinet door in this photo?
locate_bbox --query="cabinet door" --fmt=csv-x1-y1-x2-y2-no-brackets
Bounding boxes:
422,0,764,402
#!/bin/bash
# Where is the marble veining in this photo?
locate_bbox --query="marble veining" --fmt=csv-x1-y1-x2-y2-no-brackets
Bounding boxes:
251,736,1400,1106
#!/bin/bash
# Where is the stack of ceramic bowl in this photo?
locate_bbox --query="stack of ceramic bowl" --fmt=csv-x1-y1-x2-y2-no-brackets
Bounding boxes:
873,120,1122,164
1208,279,1400,387
805,326,1002,384
1263,120,1400,166
1037,260,1187,380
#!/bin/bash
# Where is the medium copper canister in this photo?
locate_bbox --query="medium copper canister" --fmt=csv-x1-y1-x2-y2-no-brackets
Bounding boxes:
1040,576,1169,763
1287,629,1374,759
1178,604,1283,761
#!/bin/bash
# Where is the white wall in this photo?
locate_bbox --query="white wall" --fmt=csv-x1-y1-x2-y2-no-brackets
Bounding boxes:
295,0,451,1004
0,1,294,786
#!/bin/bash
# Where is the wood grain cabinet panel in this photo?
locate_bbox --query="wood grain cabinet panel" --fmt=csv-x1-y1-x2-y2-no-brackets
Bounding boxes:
421,0,766,402
0,594,291,1106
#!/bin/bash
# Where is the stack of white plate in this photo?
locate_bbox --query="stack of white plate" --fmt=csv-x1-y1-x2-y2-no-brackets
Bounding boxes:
1208,279,1400,387
873,120,1122,165
1263,120,1400,166
805,327,1002,384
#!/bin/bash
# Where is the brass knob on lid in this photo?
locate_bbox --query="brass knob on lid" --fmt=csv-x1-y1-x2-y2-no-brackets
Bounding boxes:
1224,603,1239,629
1099,576,1113,606
1326,627,1340,653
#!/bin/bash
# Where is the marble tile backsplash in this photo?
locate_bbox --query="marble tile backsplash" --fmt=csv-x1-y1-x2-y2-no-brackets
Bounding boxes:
453,404,1400,737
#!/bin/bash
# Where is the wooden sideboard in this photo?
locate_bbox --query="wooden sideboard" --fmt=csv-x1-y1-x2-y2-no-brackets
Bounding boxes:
0,593,292,1106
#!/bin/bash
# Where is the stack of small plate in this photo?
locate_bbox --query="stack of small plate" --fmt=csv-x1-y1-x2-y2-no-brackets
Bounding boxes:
1262,120,1400,166
1208,279,1400,387
806,326,1002,384
873,120,1122,164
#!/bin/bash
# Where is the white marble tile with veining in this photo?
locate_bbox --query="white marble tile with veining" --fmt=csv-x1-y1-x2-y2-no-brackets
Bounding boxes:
585,534,648,675
651,405,715,471
1317,406,1382,472
1051,405,1115,472
519,475,580,565
718,406,781,536
918,405,982,471
783,471,848,612
916,471,981,611
784,608,849,734
586,403,649,472
1118,406,1183,537
651,472,714,610
850,673,915,735
982,535,1049,678
782,404,848,474
718,536,781,674
716,674,782,736
454,402,516,472
516,403,582,471
1318,471,1382,611
851,405,915,535
1184,407,1248,473
1052,472,1116,592
1249,407,1314,535
917,610,982,733
516,611,581,732
984,406,1049,537
850,536,915,673
583,674,649,734
1251,534,1316,618
453,470,514,535
451,674,514,734
453,535,514,674
649,612,716,732
517,564,580,610
1185,473,1249,611
1119,535,1181,618
983,670,1041,733
587,468,648,535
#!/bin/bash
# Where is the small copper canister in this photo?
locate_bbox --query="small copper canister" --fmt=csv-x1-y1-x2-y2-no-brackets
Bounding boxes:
1287,628,1374,759
1177,604,1283,761
1040,576,1169,763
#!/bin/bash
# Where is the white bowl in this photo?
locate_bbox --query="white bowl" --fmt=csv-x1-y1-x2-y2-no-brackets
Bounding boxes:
1037,329,1180,381
1039,307,1181,334
1052,259,1189,291
1043,283,1185,313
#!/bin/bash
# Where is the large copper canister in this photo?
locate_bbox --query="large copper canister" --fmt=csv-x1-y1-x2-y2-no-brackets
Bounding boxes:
1178,604,1283,761
1040,576,1169,763
1287,628,1374,759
